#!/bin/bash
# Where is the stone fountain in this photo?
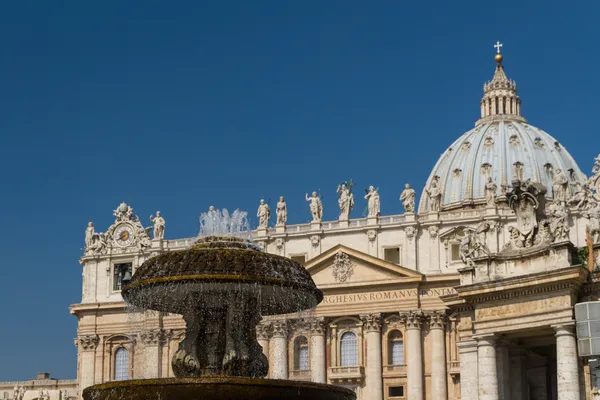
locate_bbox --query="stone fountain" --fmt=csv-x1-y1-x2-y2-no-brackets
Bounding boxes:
83,208,355,400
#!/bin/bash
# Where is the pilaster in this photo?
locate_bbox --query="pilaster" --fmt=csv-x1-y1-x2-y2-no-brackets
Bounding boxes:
140,329,166,378
78,335,99,393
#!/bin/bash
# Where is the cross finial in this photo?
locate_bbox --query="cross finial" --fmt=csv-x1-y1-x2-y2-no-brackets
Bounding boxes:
494,41,503,54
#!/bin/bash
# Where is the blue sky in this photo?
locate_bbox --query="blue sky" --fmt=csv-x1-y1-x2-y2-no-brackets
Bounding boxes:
1,0,599,380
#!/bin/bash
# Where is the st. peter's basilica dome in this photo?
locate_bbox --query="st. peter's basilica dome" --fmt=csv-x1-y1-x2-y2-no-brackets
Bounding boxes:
418,49,587,213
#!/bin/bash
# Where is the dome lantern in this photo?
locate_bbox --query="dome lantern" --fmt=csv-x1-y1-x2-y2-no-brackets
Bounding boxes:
478,41,526,125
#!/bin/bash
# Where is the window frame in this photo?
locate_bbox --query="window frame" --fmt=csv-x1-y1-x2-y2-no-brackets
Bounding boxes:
112,262,133,292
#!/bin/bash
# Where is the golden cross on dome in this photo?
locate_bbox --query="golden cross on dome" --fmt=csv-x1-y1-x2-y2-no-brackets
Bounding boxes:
494,41,503,54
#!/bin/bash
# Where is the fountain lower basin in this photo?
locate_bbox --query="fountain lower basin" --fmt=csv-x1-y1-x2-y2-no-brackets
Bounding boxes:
83,378,356,400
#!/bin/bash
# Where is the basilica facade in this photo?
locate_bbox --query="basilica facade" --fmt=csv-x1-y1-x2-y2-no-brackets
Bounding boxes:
69,49,600,400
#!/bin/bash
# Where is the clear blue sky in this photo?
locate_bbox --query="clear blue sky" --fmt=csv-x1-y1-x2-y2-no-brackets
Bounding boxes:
1,1,599,380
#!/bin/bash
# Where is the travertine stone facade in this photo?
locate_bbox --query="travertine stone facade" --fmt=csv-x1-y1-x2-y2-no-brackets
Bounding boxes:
0,373,76,400
68,47,600,400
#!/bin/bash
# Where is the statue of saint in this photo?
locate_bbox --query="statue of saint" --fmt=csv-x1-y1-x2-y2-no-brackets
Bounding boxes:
584,202,600,244
552,169,569,204
149,211,166,240
276,196,287,225
426,176,442,212
336,184,354,221
399,184,416,213
257,199,270,228
85,222,95,248
305,192,323,222
364,186,380,217
485,177,498,207
548,201,569,240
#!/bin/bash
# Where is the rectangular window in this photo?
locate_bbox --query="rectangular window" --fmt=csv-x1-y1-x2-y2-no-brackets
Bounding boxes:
388,386,404,397
291,255,306,266
384,247,400,264
113,263,132,291
451,244,461,261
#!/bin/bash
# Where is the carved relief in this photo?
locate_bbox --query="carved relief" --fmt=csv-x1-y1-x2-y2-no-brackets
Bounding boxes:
140,329,166,346
405,226,416,243
256,322,272,341
271,320,288,338
360,313,382,332
78,335,99,350
428,311,447,330
332,252,355,283
504,180,551,250
310,318,328,336
367,229,377,242
483,137,495,148
399,310,425,330
274,238,285,254
428,225,439,238
310,235,321,248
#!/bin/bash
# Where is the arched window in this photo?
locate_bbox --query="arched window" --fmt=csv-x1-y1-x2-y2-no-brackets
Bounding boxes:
388,330,405,365
294,336,309,371
340,332,358,367
114,347,129,381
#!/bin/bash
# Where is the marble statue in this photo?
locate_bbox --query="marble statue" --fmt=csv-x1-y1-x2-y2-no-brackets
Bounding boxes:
584,202,600,243
257,199,270,229
113,202,134,222
426,176,442,212
570,181,594,210
548,201,570,240
364,186,380,217
85,222,95,248
337,184,355,221
505,179,551,250
459,223,491,266
485,177,498,206
552,169,569,204
149,211,166,240
39,389,50,400
305,192,323,222
61,389,69,400
399,184,416,213
14,386,24,400
459,232,475,266
276,196,287,225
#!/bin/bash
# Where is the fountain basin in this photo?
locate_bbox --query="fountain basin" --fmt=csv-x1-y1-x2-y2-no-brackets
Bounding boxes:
83,377,356,400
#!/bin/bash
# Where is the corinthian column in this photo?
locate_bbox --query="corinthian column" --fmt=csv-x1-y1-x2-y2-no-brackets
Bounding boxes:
140,329,165,378
429,311,448,400
271,320,289,379
78,335,99,392
256,321,272,364
553,324,580,400
360,313,383,400
401,310,424,400
310,318,328,384
475,334,499,400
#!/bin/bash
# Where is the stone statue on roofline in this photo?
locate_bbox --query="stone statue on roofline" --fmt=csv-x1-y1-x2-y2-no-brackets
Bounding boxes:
337,181,355,221
399,183,416,213
276,196,287,225
305,192,323,222
552,169,569,205
257,199,270,229
426,176,442,212
149,211,166,240
364,186,380,217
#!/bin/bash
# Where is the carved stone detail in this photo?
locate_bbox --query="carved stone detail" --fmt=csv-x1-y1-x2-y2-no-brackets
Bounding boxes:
399,184,416,213
405,226,416,243
78,335,99,350
140,329,166,346
271,320,288,338
428,311,447,330
399,310,425,330
274,238,285,253
428,226,439,238
310,235,321,247
310,318,328,336
332,251,354,283
360,313,382,332
256,322,272,341
367,229,377,242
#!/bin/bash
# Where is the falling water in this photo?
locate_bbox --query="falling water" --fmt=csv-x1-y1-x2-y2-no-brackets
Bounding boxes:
198,207,251,238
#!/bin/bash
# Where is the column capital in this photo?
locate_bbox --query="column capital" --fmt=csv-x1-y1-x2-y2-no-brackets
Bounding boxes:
427,310,447,330
310,318,328,336
140,329,166,346
552,322,576,337
256,321,272,341
360,313,382,332
473,333,498,347
78,334,99,351
399,310,425,330
271,319,289,338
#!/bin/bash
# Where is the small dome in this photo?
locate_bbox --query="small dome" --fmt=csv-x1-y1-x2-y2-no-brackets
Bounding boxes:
418,120,586,212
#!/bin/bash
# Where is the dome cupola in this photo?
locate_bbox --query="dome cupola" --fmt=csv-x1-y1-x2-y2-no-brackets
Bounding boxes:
418,43,587,213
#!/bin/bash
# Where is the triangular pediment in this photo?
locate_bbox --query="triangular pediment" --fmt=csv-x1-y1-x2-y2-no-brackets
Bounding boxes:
306,244,423,288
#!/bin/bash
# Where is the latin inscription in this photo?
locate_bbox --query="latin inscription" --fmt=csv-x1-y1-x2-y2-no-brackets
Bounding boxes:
321,288,455,304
